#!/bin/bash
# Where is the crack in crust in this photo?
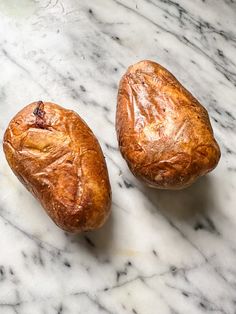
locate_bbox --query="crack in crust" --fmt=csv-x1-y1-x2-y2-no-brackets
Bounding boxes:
33,101,47,129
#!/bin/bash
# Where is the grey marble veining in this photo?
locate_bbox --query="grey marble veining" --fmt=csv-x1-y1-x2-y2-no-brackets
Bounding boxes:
0,0,236,313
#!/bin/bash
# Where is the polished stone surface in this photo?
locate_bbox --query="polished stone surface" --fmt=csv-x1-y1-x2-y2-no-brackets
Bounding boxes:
0,0,236,313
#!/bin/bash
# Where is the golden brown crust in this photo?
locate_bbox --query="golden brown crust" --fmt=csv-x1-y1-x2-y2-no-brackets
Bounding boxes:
116,60,221,189
3,101,111,232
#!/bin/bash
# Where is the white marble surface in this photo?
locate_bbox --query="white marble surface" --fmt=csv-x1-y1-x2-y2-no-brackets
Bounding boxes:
0,0,236,313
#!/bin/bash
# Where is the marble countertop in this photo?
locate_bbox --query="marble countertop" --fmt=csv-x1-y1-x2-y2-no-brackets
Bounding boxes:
0,0,236,313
